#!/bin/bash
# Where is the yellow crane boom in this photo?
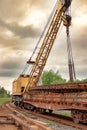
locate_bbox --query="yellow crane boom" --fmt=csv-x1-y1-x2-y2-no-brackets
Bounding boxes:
24,0,72,93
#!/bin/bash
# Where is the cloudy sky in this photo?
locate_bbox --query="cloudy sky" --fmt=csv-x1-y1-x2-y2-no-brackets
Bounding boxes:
0,0,87,91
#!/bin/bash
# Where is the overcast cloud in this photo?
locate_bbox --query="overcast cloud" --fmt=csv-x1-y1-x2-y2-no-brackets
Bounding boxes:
0,0,87,91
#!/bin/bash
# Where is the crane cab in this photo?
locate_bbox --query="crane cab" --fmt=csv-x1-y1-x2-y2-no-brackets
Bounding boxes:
12,75,29,96
12,61,35,105
12,60,35,95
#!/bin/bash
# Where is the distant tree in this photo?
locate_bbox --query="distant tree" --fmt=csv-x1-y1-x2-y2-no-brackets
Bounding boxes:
7,91,11,97
0,87,5,97
41,70,66,85
0,86,11,98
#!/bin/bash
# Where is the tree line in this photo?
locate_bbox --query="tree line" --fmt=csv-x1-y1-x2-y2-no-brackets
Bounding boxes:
0,86,11,98
41,69,87,85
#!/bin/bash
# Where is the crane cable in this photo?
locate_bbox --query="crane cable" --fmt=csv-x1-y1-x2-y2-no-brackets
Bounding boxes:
65,5,76,81
21,0,59,75
66,27,76,80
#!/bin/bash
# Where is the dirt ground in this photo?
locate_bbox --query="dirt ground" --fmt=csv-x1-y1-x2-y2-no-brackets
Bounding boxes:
0,105,18,130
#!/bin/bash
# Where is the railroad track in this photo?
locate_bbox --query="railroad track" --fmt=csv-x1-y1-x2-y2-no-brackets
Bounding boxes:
5,103,51,130
0,105,19,130
0,115,15,125
9,103,87,130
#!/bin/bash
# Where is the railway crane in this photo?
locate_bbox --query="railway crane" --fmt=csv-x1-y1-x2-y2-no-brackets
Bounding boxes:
12,0,87,124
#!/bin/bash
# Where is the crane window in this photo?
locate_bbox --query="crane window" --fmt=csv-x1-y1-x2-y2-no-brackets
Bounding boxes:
21,86,24,92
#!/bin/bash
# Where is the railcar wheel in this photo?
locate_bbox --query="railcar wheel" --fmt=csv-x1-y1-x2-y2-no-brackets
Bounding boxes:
73,116,79,124
43,109,46,113
71,110,80,124
35,108,40,113
19,102,23,108
48,110,53,114
40,108,46,113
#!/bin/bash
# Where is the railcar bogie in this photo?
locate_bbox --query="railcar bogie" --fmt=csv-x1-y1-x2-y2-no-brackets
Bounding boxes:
71,110,87,124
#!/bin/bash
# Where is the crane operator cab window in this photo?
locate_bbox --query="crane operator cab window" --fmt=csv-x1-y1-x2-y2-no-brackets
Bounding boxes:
21,86,24,93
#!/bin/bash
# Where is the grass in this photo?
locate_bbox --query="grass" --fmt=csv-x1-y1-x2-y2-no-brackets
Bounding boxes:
0,98,11,105
45,120,54,126
54,110,71,117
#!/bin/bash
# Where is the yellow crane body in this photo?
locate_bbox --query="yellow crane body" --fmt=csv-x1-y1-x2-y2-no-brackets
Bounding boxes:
12,76,30,96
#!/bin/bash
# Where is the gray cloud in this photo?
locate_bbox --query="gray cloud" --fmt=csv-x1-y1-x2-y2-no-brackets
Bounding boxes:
0,19,40,38
0,0,27,22
79,0,87,5
72,25,87,58
0,50,26,77
0,0,50,23
0,35,23,50
0,58,22,70
0,69,19,77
